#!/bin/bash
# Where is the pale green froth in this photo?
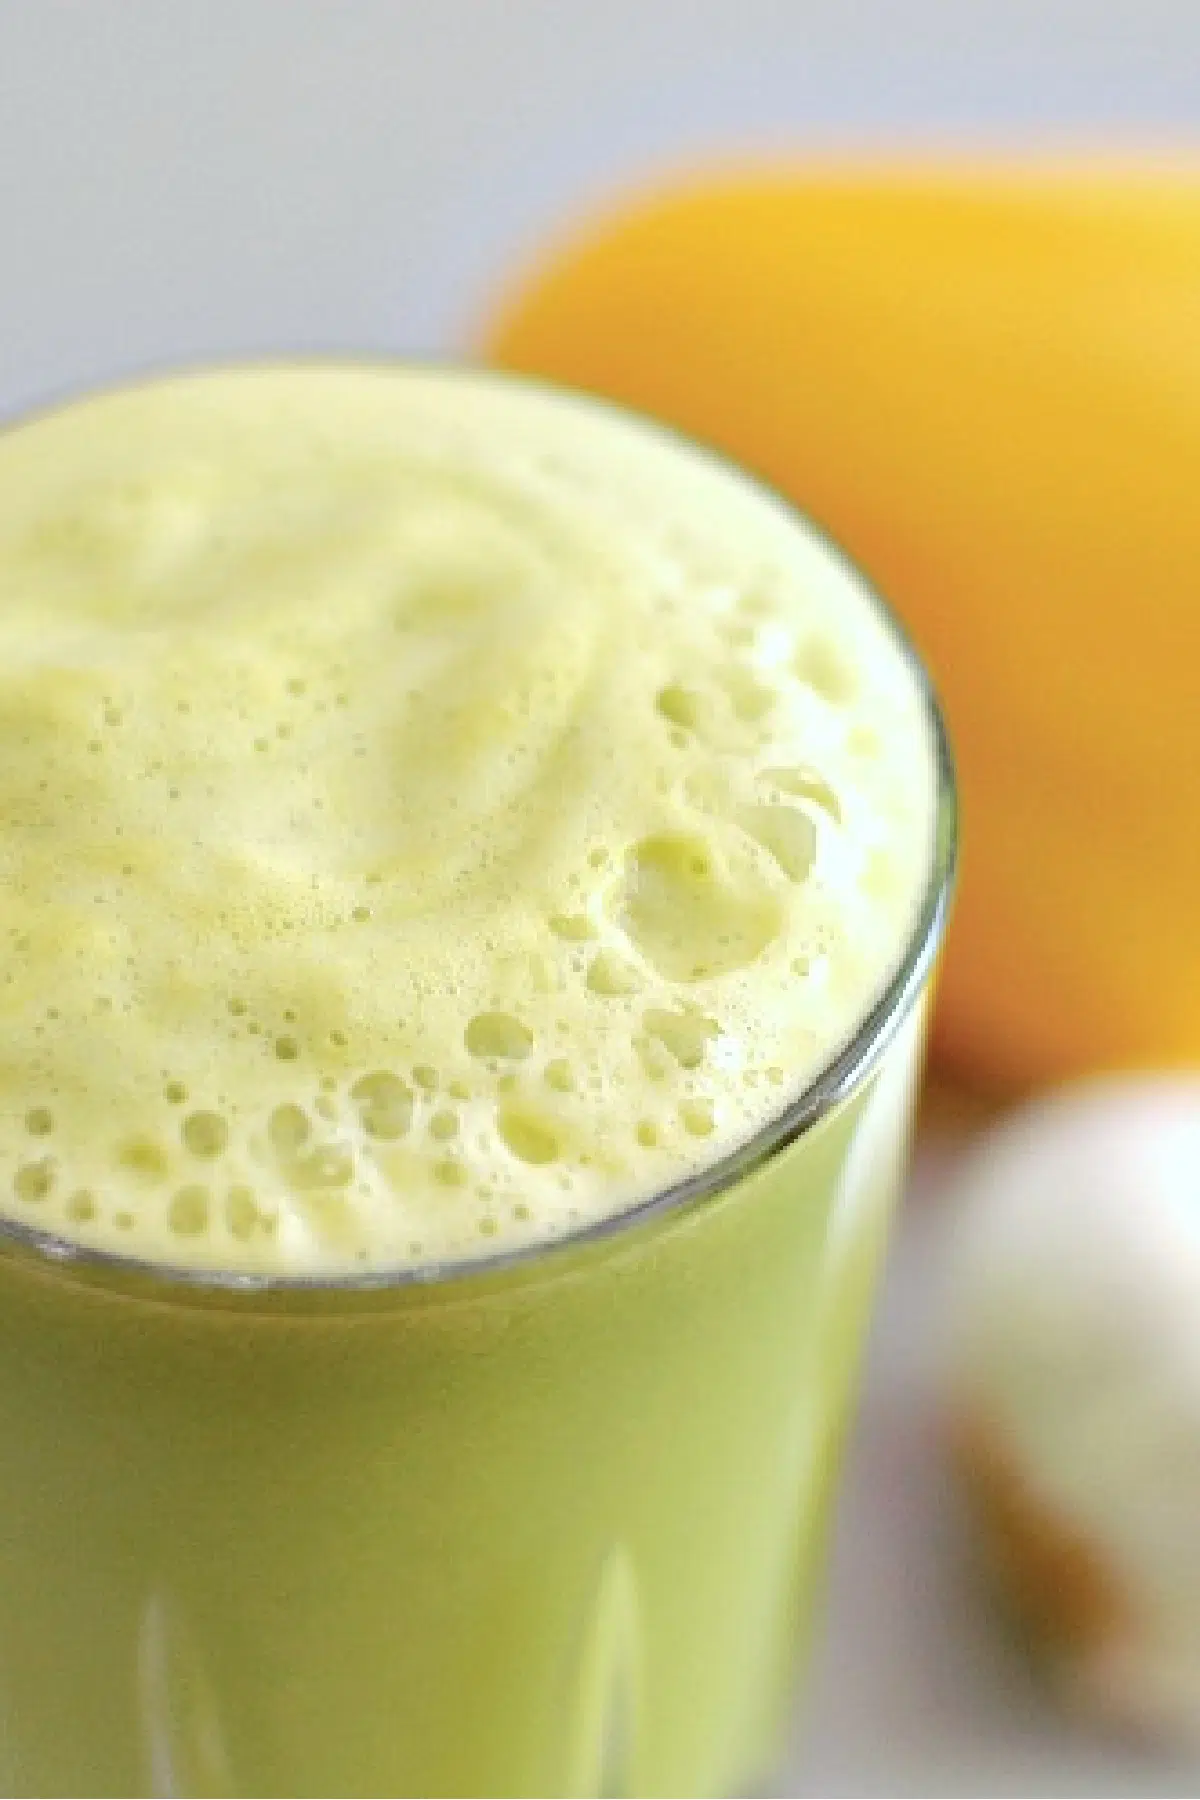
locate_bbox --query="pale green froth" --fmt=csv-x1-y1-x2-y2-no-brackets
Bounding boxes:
0,365,935,1272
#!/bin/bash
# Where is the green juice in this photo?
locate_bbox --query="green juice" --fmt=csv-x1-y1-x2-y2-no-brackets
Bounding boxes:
0,366,952,1795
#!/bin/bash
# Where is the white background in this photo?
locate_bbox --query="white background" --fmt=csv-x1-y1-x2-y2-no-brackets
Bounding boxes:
2,6,1198,1792
1,0,1197,417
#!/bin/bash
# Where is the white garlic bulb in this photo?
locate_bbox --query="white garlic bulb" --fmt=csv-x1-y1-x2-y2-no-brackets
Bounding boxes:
945,1075,1200,1742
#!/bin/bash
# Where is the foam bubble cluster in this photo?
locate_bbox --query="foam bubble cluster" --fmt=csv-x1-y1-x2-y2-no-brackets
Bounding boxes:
0,365,936,1274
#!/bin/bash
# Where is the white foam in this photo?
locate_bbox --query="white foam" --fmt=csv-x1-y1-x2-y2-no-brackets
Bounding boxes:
0,365,937,1274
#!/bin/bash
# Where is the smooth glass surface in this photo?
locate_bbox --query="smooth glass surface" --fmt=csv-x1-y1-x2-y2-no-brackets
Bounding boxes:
0,1006,926,1797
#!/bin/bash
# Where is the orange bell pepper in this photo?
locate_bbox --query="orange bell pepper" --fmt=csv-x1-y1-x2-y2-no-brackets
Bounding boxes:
483,161,1200,1091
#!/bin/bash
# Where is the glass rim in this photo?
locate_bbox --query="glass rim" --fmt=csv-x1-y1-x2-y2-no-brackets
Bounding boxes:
0,354,958,1302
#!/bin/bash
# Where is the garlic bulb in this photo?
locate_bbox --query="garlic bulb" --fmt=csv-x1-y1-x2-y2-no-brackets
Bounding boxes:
945,1075,1200,1741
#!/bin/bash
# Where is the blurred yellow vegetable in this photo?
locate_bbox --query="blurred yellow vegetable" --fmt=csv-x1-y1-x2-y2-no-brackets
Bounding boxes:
483,161,1200,1092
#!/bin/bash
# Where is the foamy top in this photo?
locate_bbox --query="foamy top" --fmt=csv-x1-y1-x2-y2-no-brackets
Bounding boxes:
0,364,936,1276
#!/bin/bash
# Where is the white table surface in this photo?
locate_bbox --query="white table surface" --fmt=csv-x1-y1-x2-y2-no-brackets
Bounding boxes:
779,1127,1200,1799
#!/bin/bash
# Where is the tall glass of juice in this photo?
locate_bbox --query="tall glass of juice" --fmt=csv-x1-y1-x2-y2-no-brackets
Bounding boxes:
0,363,954,1797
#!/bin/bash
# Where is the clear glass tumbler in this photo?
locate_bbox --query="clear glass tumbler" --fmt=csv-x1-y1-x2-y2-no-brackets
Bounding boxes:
0,376,955,1798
